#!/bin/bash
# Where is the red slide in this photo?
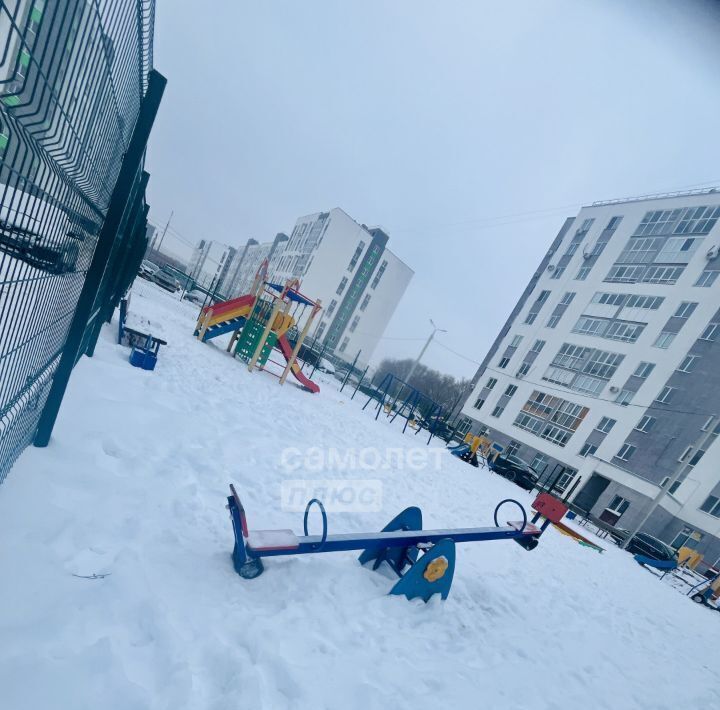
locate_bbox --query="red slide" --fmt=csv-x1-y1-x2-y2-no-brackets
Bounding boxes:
276,334,320,393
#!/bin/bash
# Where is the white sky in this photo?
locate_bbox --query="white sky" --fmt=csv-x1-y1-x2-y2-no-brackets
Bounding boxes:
145,0,720,377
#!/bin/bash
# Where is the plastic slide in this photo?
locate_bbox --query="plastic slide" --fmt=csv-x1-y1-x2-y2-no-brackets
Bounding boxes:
447,443,470,458
276,334,320,393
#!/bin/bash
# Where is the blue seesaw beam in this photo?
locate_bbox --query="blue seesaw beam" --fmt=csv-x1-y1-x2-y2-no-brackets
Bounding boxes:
227,485,546,602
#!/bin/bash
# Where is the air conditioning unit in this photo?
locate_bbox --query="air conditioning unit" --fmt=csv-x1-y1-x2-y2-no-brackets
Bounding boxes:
707,244,720,260
609,385,619,393
582,250,593,260
547,264,555,272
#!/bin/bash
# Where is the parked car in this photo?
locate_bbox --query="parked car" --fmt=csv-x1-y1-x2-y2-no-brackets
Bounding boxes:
152,269,180,292
139,260,159,279
488,454,539,491
614,531,678,563
0,219,83,274
183,288,210,305
317,358,336,374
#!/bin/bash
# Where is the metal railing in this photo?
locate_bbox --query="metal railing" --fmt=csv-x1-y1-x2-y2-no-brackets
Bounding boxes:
0,0,162,482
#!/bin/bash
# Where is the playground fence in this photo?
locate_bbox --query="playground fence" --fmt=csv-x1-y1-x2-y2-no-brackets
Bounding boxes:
0,0,162,483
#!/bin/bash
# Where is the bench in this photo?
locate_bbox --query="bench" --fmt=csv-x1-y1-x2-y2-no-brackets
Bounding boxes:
118,296,167,369
226,485,563,603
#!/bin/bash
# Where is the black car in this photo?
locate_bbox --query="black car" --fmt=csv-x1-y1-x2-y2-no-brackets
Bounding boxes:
488,455,539,491
620,532,678,563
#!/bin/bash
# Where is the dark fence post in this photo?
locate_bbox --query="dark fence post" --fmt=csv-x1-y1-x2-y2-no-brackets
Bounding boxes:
34,70,166,448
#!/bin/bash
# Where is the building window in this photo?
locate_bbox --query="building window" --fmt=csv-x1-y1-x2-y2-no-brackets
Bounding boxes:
633,361,655,378
315,321,326,339
688,449,705,467
498,357,510,369
504,384,518,397
537,290,551,304
491,405,505,418
510,334,523,348
674,301,698,319
359,294,371,311
624,294,664,309
347,241,365,271
370,260,388,289
653,331,676,349
336,277,348,295
339,336,349,353
486,377,498,389
531,339,546,353
513,390,588,448
642,265,685,285
605,265,645,283
674,205,720,234
695,269,719,288
635,415,656,433
607,495,630,515
614,389,634,406
531,453,549,473
677,354,699,373
700,323,719,341
506,440,521,457
565,243,579,257
596,416,616,433
349,316,360,333
615,443,636,461
326,299,337,316
655,386,675,404
550,266,565,280
575,266,591,280
606,216,623,230
700,495,720,518
517,362,531,377
573,316,608,337
473,397,485,410
547,314,561,329
560,291,576,306
456,418,472,436
579,442,598,457
524,312,537,325
605,321,645,343
571,374,605,396
678,446,693,463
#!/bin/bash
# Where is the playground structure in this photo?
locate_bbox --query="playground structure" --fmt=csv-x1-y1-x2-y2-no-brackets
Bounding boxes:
227,486,568,602
193,260,322,393
362,372,445,443
448,433,503,468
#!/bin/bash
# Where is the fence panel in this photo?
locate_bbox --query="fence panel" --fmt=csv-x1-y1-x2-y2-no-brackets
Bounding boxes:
0,0,157,482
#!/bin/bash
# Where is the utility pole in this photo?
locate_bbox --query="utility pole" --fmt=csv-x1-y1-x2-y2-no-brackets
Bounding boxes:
154,210,173,255
406,318,446,384
621,414,716,550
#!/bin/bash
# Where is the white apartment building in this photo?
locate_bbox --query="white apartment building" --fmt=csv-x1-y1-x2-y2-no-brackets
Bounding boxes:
460,188,720,567
188,240,235,289
219,233,288,297
270,208,413,364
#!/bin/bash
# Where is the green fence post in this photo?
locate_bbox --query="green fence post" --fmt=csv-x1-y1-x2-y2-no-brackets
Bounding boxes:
34,70,166,448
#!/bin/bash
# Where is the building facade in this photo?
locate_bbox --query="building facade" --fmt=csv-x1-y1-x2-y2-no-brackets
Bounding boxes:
270,208,413,364
187,240,235,289
460,188,720,567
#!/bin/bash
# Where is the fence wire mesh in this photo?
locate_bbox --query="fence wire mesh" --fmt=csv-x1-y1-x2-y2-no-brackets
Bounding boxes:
0,0,156,482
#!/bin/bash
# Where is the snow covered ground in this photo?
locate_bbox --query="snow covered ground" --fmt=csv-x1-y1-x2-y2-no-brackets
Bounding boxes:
1,280,719,710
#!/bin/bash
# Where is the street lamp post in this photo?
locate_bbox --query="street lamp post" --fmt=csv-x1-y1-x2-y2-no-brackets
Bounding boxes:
406,318,446,383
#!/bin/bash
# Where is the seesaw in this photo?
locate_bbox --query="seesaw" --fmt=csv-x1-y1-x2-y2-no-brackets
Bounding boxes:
227,486,567,602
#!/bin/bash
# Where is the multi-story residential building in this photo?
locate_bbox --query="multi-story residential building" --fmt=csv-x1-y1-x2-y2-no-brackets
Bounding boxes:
187,240,235,289
270,208,413,364
460,188,720,566
219,233,288,296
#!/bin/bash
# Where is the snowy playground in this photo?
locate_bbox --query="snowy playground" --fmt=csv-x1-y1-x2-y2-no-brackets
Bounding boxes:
1,281,719,710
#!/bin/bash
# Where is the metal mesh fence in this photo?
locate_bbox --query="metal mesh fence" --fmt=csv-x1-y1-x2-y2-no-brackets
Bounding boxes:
0,0,157,482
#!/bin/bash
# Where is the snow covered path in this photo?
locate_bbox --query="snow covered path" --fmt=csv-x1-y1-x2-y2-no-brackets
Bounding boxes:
1,281,719,710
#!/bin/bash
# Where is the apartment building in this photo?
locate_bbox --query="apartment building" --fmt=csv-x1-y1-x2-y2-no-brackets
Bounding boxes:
270,208,413,364
187,240,235,289
460,188,720,565
219,233,288,297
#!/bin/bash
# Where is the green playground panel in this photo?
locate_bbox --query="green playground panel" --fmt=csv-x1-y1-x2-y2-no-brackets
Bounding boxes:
235,319,277,366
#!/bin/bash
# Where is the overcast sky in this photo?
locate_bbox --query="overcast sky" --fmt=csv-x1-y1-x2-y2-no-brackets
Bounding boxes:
145,0,720,378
